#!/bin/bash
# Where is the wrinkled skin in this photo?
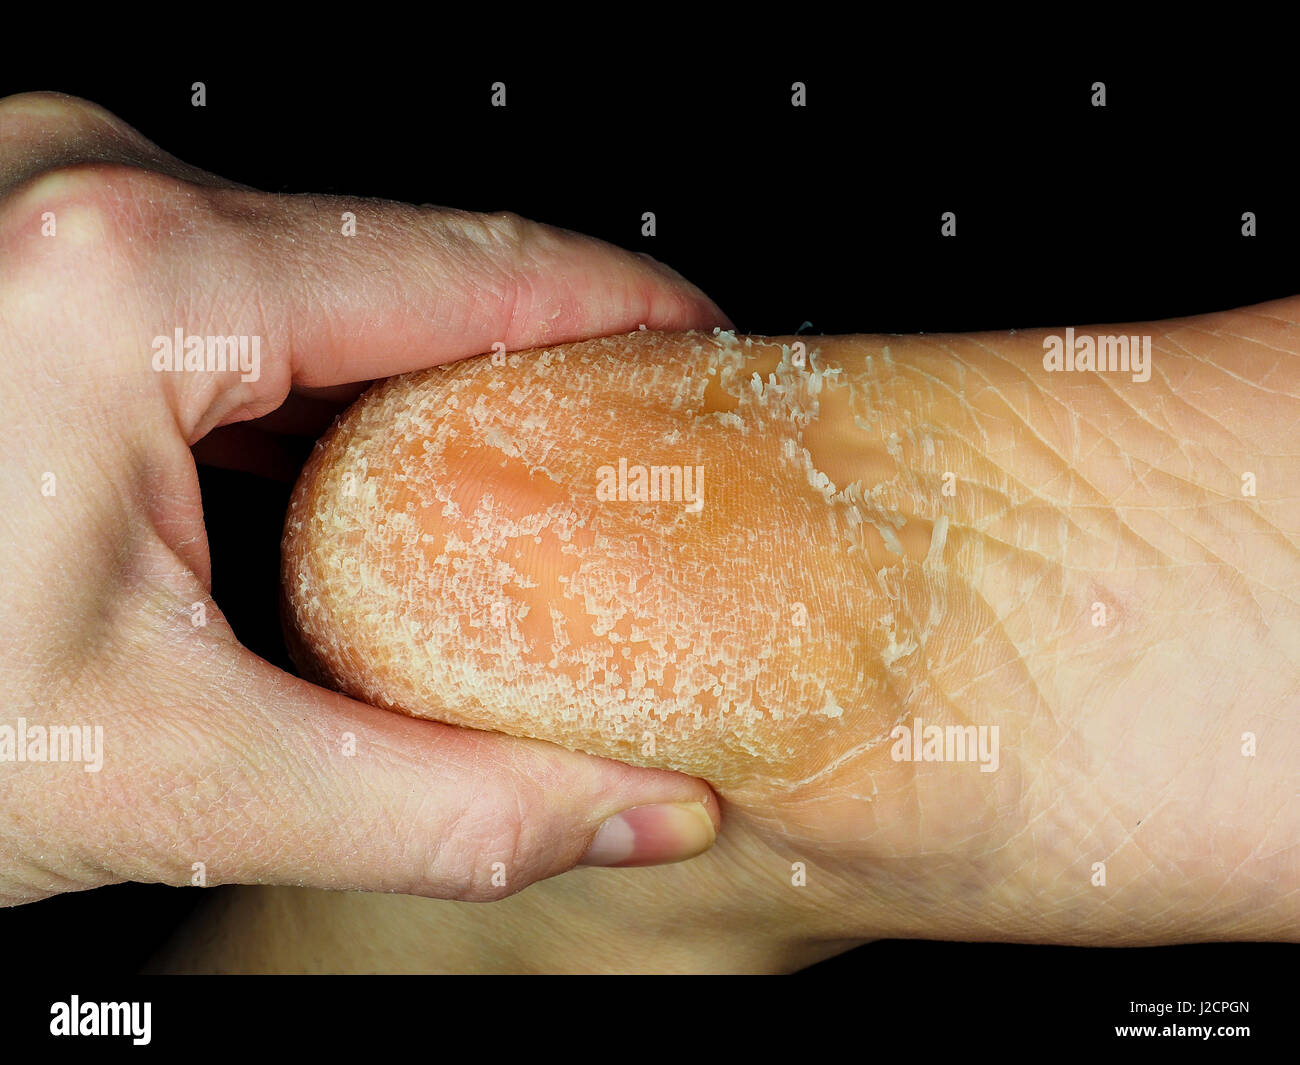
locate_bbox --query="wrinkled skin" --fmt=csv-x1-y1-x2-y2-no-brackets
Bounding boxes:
167,306,1300,972
0,91,732,907
4,91,1293,969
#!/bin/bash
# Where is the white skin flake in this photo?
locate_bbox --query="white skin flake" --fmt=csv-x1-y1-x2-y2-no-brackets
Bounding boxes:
284,330,959,792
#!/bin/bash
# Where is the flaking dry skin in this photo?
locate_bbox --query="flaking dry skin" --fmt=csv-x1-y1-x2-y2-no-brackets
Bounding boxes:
282,330,971,796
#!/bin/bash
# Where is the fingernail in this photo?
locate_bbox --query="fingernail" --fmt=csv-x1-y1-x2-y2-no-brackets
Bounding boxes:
580,802,716,868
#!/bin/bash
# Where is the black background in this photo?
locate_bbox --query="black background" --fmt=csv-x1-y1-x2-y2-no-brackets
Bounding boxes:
2,41,1294,1051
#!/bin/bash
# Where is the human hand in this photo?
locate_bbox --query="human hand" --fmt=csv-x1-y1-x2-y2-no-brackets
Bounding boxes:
0,91,728,907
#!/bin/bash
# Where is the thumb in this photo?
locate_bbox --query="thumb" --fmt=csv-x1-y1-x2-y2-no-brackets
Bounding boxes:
118,640,720,899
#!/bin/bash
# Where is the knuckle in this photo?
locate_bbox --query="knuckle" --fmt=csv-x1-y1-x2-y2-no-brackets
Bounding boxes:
0,161,203,308
2,160,175,246
0,91,126,139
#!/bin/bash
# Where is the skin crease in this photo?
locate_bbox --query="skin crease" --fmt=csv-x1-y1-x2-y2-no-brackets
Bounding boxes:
2,94,1293,972
157,301,1300,973
0,92,735,909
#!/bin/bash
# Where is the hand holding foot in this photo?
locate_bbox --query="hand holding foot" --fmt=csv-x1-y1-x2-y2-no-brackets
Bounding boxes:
263,303,1299,970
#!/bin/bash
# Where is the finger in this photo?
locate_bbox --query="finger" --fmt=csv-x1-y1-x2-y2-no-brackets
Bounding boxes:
168,195,733,439
0,90,245,193
116,640,720,899
2,93,732,442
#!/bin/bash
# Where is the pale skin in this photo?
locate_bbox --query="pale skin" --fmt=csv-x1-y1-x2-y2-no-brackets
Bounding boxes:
0,92,730,907
2,93,1294,971
158,304,1300,973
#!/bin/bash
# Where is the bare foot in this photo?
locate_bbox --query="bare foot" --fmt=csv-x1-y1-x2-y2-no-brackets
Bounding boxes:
159,297,1300,972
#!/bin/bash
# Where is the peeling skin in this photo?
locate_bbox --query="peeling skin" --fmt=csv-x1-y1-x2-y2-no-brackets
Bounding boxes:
284,310,1300,880
187,304,1300,963
283,330,980,803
